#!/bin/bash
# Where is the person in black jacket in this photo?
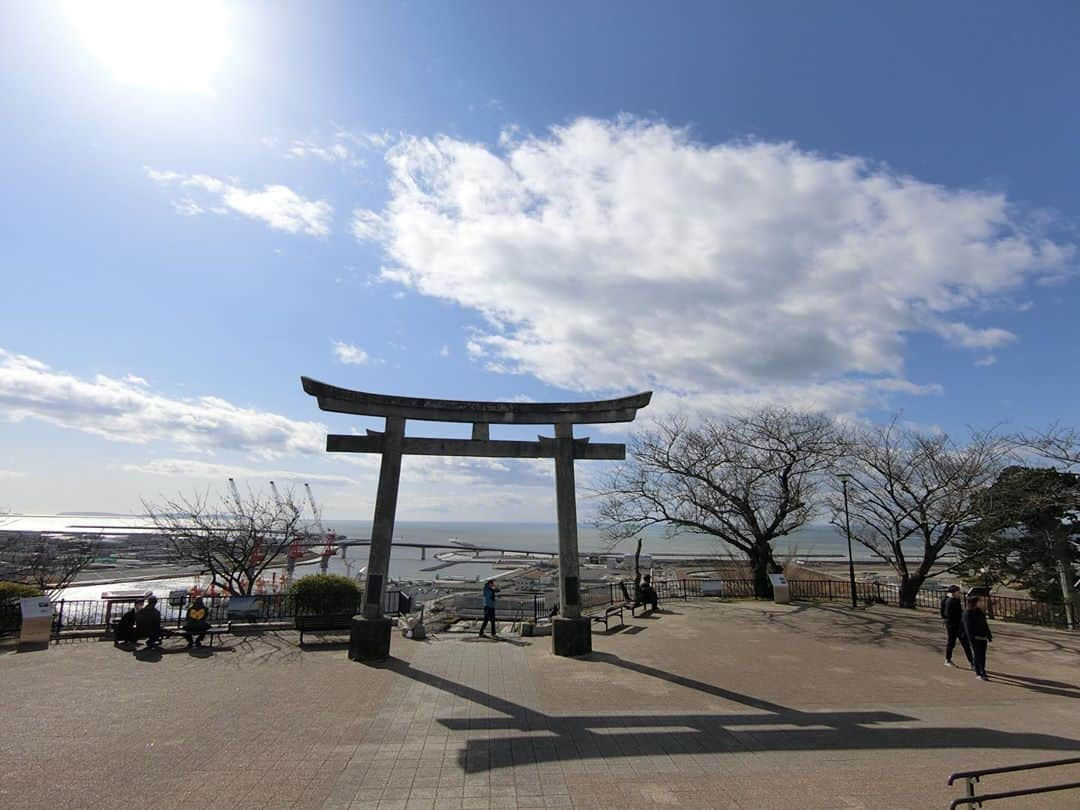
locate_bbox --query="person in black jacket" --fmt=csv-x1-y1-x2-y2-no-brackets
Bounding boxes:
113,603,139,646
940,585,973,668
134,595,164,648
962,595,992,681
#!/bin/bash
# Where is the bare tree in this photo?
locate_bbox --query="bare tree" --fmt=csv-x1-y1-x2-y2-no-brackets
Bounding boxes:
0,533,99,597
829,420,1008,608
1014,424,1080,470
143,484,312,596
597,409,843,598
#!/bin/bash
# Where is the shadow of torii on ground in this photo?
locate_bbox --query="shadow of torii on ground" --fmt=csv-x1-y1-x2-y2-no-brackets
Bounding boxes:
380,652,1080,774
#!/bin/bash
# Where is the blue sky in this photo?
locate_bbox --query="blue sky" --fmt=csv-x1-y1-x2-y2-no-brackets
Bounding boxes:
1,1,1077,519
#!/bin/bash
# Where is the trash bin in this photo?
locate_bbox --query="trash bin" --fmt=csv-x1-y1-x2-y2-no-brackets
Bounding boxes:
18,596,53,652
768,573,790,605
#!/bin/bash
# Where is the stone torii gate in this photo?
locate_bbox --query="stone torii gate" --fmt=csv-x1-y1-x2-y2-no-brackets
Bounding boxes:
301,377,651,659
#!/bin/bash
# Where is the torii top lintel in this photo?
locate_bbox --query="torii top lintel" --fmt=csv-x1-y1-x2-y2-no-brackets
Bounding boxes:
300,377,652,425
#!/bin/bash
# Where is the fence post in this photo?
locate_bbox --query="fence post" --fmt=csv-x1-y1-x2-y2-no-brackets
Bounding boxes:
54,599,65,637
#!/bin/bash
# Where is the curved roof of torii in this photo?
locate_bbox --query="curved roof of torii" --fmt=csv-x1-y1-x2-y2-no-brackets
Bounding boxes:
300,376,651,424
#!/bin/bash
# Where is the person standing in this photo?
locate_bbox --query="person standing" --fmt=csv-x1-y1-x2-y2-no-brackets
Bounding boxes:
479,580,499,637
962,595,993,681
940,585,973,668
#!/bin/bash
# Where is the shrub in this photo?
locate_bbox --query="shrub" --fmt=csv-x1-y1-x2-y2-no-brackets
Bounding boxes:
0,581,43,603
288,574,361,615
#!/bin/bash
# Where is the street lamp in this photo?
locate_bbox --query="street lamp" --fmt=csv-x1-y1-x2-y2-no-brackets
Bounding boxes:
980,566,993,618
837,473,858,609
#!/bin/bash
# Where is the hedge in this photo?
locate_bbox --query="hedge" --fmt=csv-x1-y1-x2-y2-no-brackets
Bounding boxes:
0,581,43,603
288,574,361,615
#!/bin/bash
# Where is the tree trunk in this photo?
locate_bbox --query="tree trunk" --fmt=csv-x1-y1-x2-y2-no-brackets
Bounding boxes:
749,542,778,599
898,574,924,608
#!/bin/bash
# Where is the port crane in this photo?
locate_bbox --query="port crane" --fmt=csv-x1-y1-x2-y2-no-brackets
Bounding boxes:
269,480,305,586
304,482,336,574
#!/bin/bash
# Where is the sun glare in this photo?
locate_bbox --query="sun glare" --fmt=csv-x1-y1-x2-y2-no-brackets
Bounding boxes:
67,0,230,92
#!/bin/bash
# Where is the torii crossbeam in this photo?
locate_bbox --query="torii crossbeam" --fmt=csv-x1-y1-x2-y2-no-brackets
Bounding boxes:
301,376,651,658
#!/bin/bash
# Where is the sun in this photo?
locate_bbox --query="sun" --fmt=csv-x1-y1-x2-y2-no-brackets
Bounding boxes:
67,0,230,93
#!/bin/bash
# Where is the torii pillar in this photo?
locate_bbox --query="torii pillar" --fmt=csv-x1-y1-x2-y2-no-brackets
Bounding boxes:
301,377,650,659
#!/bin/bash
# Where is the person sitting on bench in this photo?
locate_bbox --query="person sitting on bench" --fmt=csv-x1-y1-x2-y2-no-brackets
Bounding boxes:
134,595,164,648
183,597,211,648
639,575,659,611
114,602,140,646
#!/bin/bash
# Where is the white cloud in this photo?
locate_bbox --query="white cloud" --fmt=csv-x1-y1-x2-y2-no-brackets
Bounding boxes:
122,458,358,487
0,349,325,458
353,117,1073,412
0,469,27,480
975,355,998,367
287,139,360,166
146,167,332,236
934,322,1016,350
172,197,205,216
332,340,371,366
439,344,450,358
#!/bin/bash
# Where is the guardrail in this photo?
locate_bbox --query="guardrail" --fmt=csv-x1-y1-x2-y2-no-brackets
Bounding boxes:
948,756,1080,808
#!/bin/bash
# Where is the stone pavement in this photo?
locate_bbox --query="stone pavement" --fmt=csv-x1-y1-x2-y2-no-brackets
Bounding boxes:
2,599,1080,809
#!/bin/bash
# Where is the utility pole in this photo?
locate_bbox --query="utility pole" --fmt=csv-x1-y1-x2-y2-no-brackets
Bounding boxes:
838,473,858,610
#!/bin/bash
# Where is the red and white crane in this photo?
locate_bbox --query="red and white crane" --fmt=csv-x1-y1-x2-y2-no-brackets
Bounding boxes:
304,482,336,574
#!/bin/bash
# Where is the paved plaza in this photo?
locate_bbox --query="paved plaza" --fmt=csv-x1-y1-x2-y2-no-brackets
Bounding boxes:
2,599,1080,809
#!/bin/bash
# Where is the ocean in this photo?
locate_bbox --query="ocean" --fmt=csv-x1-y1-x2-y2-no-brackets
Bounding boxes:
5,514,863,599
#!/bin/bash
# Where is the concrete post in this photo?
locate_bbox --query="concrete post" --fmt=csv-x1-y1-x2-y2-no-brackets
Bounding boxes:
552,421,591,656
350,415,404,660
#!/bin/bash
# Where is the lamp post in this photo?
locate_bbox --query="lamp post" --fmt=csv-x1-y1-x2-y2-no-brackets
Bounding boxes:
837,473,858,609
980,566,993,618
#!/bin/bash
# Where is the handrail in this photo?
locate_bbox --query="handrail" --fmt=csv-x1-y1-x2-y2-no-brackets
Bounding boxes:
948,756,1080,784
948,780,1080,809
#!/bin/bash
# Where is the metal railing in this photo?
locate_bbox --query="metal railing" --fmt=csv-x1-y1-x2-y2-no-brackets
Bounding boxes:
787,579,1077,630
3,574,1074,637
42,589,404,635
948,756,1080,808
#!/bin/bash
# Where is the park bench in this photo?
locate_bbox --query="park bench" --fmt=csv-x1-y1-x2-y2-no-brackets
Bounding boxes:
586,603,626,631
618,582,655,616
166,625,230,648
110,620,231,649
295,613,354,645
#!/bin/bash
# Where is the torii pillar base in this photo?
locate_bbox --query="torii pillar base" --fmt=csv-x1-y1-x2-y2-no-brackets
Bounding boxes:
349,616,393,661
552,617,592,657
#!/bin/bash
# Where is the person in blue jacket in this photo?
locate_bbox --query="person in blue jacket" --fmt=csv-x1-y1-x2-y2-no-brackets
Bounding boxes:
962,595,993,681
479,580,499,637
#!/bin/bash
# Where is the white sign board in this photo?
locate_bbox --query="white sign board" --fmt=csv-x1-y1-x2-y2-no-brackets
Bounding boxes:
700,580,725,597
768,573,791,605
20,597,52,619
18,597,53,650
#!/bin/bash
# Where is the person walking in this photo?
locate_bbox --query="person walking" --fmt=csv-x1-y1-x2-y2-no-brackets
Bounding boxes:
479,580,499,637
962,595,993,681
940,585,973,668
